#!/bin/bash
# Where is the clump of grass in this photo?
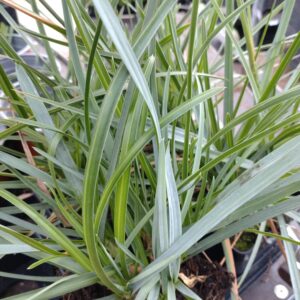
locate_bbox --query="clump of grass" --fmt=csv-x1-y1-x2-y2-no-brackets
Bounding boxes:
0,0,300,299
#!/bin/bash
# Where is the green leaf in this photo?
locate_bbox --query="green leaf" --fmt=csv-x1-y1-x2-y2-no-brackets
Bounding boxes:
0,225,62,256
165,146,182,279
0,244,37,255
152,141,168,256
176,281,202,300
0,271,60,282
0,273,98,300
245,228,300,247
278,215,300,300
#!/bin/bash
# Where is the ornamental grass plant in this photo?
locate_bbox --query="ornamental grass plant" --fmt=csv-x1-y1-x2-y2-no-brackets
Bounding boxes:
0,0,300,299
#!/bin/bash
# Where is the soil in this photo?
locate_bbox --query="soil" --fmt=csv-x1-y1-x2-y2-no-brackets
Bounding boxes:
62,283,111,300
63,254,234,299
178,255,234,300
2,281,40,298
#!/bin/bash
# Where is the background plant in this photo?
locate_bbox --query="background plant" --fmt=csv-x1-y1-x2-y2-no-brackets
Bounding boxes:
0,0,300,299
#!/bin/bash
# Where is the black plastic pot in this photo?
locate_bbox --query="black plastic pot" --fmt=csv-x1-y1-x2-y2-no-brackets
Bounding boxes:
178,0,191,4
0,5,17,25
252,0,300,60
236,239,281,295
0,4,28,54
233,247,254,277
224,239,281,299
0,254,57,298
0,190,57,297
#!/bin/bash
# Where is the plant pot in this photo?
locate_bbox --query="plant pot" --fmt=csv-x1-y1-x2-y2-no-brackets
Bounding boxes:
0,188,58,297
252,0,300,67
233,247,254,277
0,4,28,55
237,239,281,295
0,254,57,298
0,5,18,25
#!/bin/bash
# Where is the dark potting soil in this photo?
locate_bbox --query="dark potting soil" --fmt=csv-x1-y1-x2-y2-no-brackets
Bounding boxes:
178,255,234,300
62,283,111,300
1,255,233,299
63,255,234,299
1,281,40,298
